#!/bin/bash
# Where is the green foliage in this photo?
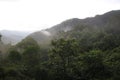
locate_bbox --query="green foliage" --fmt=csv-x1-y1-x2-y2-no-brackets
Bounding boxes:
8,50,22,64
48,39,115,80
0,67,5,80
22,46,40,68
104,47,120,80
49,39,79,80
77,50,111,80
2,37,120,80
1,10,120,80
16,37,39,53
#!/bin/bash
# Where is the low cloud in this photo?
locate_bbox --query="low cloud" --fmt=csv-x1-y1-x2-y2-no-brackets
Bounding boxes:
41,30,51,36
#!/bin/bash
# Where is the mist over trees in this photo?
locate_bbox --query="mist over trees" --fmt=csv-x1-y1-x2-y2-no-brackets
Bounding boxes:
0,10,120,80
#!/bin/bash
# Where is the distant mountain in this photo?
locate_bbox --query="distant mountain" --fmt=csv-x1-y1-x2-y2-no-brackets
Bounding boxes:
0,30,32,45
27,10,120,46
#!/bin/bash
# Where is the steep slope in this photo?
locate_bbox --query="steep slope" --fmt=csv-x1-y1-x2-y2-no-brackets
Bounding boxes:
28,18,82,46
27,10,120,46
28,30,52,46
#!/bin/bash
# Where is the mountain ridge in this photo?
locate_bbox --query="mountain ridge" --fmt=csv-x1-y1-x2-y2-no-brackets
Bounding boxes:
27,10,120,46
1,10,120,46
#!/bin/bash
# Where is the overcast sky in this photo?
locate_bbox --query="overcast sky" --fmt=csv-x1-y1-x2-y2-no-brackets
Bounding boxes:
0,0,120,31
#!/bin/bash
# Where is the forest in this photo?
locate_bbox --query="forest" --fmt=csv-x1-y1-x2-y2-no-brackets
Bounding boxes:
0,10,120,80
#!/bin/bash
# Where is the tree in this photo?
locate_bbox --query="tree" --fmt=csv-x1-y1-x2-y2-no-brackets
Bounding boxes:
21,38,41,79
49,38,79,80
0,67,5,80
16,37,39,53
8,50,22,64
105,47,120,80
22,46,40,68
77,50,111,80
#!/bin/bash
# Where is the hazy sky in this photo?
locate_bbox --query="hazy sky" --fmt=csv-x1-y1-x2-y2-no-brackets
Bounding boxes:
0,0,120,31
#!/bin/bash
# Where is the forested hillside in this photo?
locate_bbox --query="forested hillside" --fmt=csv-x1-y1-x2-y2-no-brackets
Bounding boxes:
0,10,120,80
28,10,120,46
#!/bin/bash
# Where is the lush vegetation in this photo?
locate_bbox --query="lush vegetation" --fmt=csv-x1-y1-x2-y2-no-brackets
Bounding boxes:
0,28,120,80
0,10,120,80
